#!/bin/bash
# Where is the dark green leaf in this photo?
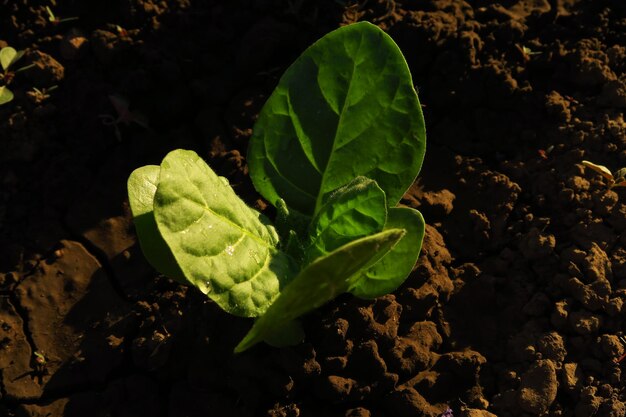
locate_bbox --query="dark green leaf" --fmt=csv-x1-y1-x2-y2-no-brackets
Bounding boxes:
349,207,425,298
234,228,405,352
248,21,426,216
305,176,386,262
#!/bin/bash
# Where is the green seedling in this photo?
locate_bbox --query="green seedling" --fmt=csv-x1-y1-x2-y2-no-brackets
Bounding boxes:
45,6,79,25
33,351,47,374
27,85,58,103
582,160,626,189
0,47,36,105
98,94,149,141
538,145,554,160
522,46,541,56
127,22,427,352
115,25,129,37
615,335,626,364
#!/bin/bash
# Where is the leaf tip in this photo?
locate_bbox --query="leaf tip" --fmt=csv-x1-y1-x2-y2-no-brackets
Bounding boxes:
233,337,255,354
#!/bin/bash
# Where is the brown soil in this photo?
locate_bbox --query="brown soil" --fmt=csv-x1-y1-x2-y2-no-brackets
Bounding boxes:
1,1,626,416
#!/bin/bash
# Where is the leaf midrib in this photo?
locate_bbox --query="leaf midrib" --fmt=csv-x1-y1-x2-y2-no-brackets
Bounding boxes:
170,176,275,250
309,192,382,251
187,197,271,249
314,32,365,215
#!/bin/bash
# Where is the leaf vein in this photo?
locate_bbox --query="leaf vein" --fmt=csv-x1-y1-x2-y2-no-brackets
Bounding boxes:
314,31,366,213
184,195,270,248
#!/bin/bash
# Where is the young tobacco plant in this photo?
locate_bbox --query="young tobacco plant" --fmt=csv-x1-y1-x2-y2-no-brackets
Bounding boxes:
45,6,79,25
0,46,36,105
127,22,426,352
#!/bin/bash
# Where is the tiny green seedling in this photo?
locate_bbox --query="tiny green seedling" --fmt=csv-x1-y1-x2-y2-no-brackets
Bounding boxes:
127,22,427,352
27,85,58,103
522,45,541,56
0,47,36,105
33,351,47,375
115,25,129,37
615,335,626,364
45,6,79,25
98,95,149,141
582,160,626,189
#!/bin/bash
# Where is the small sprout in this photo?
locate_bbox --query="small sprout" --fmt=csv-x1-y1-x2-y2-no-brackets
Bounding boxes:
33,350,47,374
615,336,626,364
522,46,542,56
582,160,626,189
115,25,129,37
98,94,149,141
45,6,79,24
27,85,58,103
34,351,46,364
538,145,554,160
518,44,542,61
0,46,37,105
109,95,145,126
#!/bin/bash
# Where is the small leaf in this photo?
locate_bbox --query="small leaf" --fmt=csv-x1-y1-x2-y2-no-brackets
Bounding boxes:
0,86,14,105
154,150,297,317
127,165,185,281
0,47,16,71
46,6,56,21
582,160,614,181
612,180,626,189
0,47,24,71
305,176,386,262
235,228,405,352
349,207,425,299
248,21,426,217
275,198,311,242
283,230,305,263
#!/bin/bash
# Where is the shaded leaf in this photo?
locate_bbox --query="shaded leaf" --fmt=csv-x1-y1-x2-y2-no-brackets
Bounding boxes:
349,207,425,298
248,21,426,216
305,176,386,262
127,165,185,281
235,228,405,352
